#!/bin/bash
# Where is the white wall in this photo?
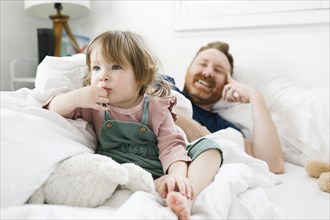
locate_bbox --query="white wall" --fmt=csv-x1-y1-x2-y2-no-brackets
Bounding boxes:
1,1,329,91
1,1,49,91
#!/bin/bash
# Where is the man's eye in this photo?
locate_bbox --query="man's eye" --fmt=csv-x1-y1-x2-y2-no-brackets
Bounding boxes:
112,64,122,70
92,66,100,71
199,63,207,67
215,68,225,74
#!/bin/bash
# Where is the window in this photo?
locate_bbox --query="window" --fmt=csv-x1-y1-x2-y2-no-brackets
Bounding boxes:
173,0,330,31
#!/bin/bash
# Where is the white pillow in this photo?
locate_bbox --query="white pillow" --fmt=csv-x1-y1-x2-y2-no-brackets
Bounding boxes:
35,54,87,92
32,53,88,106
171,90,193,119
213,66,329,166
212,101,253,139
270,86,329,165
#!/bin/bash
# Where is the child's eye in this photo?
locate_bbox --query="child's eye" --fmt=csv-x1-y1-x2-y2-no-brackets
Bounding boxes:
112,64,122,70
92,66,100,71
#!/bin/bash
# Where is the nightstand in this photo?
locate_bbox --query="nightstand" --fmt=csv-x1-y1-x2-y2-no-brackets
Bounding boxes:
10,58,38,91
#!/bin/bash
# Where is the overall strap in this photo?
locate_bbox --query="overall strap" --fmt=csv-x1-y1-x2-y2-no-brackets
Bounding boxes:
141,95,150,125
103,104,111,120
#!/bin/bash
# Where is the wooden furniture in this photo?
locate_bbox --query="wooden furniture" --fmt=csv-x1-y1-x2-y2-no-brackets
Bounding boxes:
24,1,91,57
10,58,38,91
50,3,80,57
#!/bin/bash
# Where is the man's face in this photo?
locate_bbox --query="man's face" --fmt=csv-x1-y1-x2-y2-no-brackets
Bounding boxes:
184,48,231,107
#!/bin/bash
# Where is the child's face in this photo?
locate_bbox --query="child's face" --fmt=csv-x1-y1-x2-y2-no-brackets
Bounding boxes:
89,47,141,108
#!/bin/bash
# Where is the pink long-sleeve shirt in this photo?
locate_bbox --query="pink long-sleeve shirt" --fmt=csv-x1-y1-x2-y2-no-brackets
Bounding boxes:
45,95,191,173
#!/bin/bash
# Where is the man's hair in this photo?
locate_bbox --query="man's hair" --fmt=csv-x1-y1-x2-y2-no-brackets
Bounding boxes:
191,41,234,75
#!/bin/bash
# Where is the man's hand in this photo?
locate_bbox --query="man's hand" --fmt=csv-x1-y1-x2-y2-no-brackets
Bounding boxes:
222,72,259,104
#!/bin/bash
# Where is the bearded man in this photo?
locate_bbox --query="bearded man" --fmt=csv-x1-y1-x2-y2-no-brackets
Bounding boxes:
172,41,285,174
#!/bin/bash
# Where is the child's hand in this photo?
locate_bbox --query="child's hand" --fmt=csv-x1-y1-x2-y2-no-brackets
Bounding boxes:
75,86,109,111
157,174,195,200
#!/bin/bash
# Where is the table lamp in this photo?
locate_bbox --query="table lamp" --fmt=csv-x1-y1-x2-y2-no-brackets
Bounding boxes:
24,0,91,57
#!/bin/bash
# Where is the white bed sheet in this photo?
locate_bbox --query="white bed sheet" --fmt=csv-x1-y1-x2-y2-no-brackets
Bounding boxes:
2,162,328,219
265,162,330,220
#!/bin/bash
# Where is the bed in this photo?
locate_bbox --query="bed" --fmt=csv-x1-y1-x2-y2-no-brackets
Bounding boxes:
1,54,329,219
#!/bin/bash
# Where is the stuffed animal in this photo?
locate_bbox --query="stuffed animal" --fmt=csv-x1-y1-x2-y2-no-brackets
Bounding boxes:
305,160,330,193
28,153,155,207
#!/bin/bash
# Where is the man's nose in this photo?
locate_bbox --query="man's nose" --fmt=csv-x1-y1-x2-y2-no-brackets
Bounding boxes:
202,67,214,77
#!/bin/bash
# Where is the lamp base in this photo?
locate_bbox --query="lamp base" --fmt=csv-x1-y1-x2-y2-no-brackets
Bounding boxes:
49,6,80,57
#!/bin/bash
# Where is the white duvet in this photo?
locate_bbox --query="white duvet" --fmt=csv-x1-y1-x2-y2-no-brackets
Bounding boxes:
1,88,282,219
1,54,283,219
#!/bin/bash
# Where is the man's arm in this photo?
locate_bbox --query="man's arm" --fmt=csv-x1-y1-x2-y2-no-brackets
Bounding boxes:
223,72,285,174
173,106,210,143
245,92,285,174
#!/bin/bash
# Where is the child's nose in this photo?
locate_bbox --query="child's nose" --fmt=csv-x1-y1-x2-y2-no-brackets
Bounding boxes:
100,74,109,82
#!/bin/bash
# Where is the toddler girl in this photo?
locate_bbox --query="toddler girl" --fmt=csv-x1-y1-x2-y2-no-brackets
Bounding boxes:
44,30,223,220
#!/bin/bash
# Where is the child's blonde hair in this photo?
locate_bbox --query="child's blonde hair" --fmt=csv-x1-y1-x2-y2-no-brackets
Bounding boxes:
83,30,171,97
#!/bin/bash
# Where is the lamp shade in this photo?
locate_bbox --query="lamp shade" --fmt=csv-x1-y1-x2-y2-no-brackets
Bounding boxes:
24,1,91,19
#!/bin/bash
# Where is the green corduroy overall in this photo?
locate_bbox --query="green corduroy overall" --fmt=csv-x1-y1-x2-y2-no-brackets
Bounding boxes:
96,96,164,179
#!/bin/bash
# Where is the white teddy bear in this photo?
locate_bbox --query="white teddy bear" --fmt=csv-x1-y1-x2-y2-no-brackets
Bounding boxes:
28,153,155,207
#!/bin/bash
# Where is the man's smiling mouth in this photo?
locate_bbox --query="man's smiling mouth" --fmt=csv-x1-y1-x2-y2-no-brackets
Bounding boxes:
197,80,212,88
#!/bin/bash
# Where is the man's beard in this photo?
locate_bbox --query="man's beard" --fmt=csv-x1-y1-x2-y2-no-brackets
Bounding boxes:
183,73,222,106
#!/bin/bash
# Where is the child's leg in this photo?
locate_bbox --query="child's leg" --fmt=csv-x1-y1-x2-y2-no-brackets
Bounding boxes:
188,149,221,194
166,149,221,220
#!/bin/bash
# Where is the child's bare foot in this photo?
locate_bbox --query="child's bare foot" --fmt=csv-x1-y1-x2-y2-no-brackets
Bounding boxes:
166,191,192,220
